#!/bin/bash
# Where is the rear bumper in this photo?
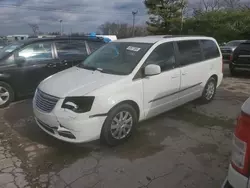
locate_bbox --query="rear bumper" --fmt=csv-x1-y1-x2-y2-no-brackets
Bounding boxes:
231,62,250,70
222,164,248,188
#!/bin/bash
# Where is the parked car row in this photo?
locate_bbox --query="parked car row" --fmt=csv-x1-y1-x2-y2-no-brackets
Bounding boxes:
32,35,223,145
0,36,109,107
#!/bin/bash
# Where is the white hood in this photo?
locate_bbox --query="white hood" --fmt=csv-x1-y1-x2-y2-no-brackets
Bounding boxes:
39,67,124,98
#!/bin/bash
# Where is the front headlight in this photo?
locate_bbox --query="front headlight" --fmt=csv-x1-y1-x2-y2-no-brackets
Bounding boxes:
61,96,95,113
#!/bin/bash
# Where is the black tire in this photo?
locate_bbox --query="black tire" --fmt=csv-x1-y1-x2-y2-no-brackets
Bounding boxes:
101,103,138,146
0,81,14,108
199,77,217,104
229,63,237,76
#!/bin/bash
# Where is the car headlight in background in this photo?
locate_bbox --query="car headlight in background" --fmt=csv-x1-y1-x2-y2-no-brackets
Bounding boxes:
61,96,95,113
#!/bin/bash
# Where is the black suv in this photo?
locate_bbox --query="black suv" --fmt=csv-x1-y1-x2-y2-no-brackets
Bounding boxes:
0,37,106,107
230,41,250,76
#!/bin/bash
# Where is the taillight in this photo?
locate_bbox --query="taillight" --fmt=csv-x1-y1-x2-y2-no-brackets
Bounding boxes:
231,112,250,176
230,54,233,61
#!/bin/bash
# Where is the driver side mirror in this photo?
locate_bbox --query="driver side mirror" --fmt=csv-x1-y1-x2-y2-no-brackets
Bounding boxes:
144,64,161,76
15,56,26,66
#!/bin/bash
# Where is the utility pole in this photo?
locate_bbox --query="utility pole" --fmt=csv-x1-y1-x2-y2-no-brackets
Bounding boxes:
132,10,138,37
60,20,63,36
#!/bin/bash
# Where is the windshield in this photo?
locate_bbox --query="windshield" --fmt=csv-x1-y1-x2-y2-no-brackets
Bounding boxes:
226,41,244,47
79,42,152,75
0,42,23,59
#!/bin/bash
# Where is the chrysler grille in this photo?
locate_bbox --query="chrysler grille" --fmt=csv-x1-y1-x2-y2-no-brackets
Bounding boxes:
35,89,59,113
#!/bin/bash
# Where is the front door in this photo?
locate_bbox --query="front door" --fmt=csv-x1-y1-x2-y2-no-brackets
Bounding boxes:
14,41,59,95
142,42,181,119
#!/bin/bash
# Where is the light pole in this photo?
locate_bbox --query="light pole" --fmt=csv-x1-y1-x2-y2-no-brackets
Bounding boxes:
59,20,63,36
132,10,138,37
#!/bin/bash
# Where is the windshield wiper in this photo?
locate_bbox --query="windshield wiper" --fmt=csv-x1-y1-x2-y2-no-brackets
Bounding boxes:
78,64,98,71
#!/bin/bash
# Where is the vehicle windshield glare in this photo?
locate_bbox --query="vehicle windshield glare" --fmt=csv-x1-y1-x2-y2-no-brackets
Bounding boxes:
79,42,152,75
0,42,23,59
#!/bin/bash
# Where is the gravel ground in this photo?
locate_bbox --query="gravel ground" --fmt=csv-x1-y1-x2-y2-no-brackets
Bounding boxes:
0,64,249,188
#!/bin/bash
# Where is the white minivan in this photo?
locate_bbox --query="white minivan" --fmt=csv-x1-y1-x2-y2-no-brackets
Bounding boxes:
33,36,223,145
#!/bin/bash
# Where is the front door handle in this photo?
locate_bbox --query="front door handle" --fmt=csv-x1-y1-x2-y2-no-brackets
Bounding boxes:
61,60,69,66
47,63,56,68
182,72,187,76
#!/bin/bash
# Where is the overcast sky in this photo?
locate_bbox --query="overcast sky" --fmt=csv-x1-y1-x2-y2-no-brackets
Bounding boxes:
0,0,150,35
0,0,248,35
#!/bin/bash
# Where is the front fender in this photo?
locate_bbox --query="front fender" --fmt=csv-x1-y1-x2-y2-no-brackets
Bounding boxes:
90,80,144,120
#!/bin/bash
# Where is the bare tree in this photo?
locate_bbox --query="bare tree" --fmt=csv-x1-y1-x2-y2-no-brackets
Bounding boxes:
28,24,40,35
202,0,223,11
223,0,240,9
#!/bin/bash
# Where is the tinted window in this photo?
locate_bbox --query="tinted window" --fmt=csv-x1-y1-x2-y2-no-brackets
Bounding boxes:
201,40,220,60
177,40,202,66
144,42,176,72
235,43,250,54
17,42,52,61
233,43,250,59
55,41,87,59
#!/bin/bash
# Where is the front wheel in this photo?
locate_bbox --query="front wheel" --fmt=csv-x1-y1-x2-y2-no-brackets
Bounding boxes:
101,103,138,146
199,77,216,104
0,81,14,108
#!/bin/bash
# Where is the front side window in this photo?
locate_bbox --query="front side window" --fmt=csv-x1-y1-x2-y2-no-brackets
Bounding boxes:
177,40,202,66
144,42,176,72
55,41,87,59
201,40,220,60
79,42,152,75
17,42,53,61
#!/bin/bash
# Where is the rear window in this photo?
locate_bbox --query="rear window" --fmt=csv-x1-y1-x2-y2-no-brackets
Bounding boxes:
234,43,250,55
201,40,220,60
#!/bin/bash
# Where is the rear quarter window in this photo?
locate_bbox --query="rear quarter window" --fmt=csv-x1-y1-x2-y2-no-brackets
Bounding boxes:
201,40,220,60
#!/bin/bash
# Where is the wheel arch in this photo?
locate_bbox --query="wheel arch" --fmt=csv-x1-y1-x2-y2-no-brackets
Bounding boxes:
210,74,218,86
108,100,140,121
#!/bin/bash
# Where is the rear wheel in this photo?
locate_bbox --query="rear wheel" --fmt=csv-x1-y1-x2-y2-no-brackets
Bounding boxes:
101,103,138,146
0,82,14,108
199,77,217,104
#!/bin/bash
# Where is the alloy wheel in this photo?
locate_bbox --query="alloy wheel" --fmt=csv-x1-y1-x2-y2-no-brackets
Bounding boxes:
0,86,10,105
110,111,133,140
205,82,215,100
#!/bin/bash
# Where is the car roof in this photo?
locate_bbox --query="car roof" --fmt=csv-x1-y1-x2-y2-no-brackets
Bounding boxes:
114,35,214,44
21,36,106,45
